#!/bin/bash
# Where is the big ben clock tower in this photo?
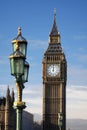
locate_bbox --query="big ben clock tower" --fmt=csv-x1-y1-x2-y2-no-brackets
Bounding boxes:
42,11,67,130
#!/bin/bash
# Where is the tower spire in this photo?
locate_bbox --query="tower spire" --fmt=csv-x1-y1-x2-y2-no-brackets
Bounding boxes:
6,86,10,99
49,9,60,44
50,10,58,36
6,86,11,110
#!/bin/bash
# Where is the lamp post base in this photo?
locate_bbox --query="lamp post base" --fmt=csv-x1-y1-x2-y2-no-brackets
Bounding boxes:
14,102,26,130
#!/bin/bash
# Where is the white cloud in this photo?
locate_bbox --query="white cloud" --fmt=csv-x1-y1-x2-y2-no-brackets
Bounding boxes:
22,84,87,120
66,85,87,119
0,84,16,97
77,54,87,63
22,84,42,115
29,39,47,49
0,84,87,120
74,35,87,40
68,64,87,86
0,84,42,115
69,52,87,65
24,84,87,120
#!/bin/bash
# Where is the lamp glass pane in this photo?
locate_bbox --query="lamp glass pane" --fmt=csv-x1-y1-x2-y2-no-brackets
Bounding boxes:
12,42,27,57
19,42,27,57
22,63,29,83
10,57,24,76
12,43,16,52
14,58,24,76
10,58,15,75
12,42,27,56
22,67,27,83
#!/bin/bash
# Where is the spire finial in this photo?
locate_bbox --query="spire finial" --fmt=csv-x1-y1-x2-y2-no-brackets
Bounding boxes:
18,26,22,36
7,86,10,94
6,86,10,99
54,8,56,20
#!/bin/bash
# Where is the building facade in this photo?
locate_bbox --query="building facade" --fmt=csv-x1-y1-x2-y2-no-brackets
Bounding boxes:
0,87,34,130
0,87,16,130
42,12,67,130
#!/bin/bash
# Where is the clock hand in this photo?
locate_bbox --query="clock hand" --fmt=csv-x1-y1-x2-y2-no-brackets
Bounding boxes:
53,65,54,72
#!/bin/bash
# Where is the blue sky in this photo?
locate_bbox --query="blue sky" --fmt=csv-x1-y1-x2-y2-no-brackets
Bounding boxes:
0,0,87,120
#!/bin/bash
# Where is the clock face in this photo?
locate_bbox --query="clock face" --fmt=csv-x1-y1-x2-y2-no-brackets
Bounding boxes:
47,64,60,77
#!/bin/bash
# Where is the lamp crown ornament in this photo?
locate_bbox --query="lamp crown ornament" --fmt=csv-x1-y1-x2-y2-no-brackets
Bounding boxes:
12,27,28,58
18,27,22,36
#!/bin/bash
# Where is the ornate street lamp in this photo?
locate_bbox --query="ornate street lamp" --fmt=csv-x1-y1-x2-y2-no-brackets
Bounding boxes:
9,27,29,130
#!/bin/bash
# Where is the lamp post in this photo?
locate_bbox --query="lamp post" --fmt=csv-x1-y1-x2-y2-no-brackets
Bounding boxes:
58,112,63,130
9,27,29,130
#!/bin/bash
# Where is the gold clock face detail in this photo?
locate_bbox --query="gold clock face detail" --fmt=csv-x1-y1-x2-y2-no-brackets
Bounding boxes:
47,64,60,77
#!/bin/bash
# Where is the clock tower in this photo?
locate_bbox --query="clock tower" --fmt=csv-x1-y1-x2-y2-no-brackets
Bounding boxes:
42,11,67,130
